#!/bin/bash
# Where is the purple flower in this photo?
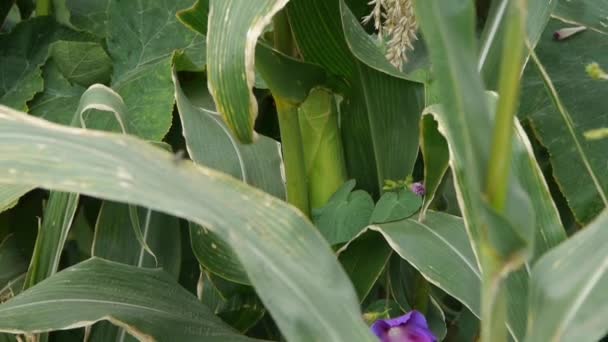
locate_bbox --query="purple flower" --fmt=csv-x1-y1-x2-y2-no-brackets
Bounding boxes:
411,182,425,196
371,311,436,342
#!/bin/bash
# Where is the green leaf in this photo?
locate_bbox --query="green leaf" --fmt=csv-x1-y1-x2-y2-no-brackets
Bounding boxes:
479,0,558,89
92,201,181,277
0,185,33,213
337,232,392,302
89,201,182,341
416,0,534,267
23,191,78,289
368,211,527,340
339,1,424,196
256,44,327,105
372,212,482,319
65,0,109,38
174,72,285,199
25,83,130,292
554,0,608,34
526,210,608,342
419,115,449,216
177,0,208,36
286,0,424,195
286,0,355,79
520,18,608,224
312,180,375,245
0,105,375,341
174,71,284,284
206,0,288,142
0,17,92,111
369,189,422,224
49,40,112,87
0,258,255,341
107,0,205,140
29,61,85,127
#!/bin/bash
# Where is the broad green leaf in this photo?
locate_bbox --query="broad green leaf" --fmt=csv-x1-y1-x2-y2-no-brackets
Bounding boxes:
256,44,327,104
526,210,608,342
423,98,566,263
287,0,424,196
0,235,27,289
29,61,85,126
49,40,112,86
0,17,92,111
339,1,424,196
89,201,182,342
174,71,284,285
0,105,375,341
177,0,208,37
206,0,288,142
174,72,285,199
92,202,181,277
369,189,422,224
554,0,608,34
520,18,608,224
107,0,205,140
372,212,482,319
65,0,108,38
337,232,392,302
366,211,527,339
24,83,126,291
286,0,355,79
0,185,33,213
419,115,449,216
416,0,535,265
513,121,567,261
312,180,374,245
479,0,558,89
25,83,132,294
0,258,255,341
23,191,78,289
416,11,566,339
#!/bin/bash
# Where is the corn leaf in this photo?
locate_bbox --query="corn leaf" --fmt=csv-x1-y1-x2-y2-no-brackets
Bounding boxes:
0,105,375,342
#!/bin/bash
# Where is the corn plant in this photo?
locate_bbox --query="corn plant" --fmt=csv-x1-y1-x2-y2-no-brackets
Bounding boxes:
0,0,606,341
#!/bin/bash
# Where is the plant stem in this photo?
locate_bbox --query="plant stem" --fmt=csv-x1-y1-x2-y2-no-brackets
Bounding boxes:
272,11,310,216
276,98,310,216
482,1,526,341
480,253,508,342
485,0,525,212
35,0,51,16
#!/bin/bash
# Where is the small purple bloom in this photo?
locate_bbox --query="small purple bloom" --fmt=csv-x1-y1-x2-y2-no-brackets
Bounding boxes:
411,182,425,196
371,311,436,342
